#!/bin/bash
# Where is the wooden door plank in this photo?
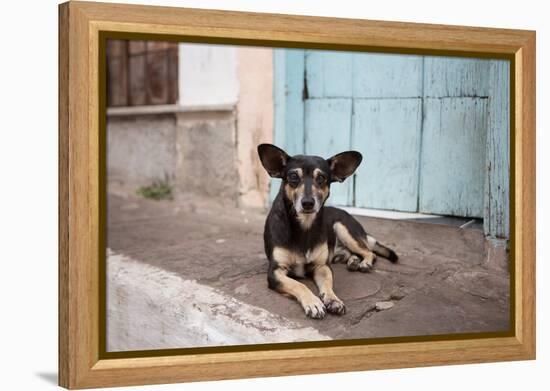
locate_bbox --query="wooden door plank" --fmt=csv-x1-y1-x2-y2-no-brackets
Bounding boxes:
271,49,306,201
353,98,422,211
419,97,488,217
484,60,510,238
305,98,353,206
106,39,128,106
279,49,306,156
352,53,423,98
127,40,147,106
167,43,179,104
305,50,353,98
146,41,169,105
424,57,492,97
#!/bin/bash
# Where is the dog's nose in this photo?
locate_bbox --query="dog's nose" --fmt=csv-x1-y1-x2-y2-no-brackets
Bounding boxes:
301,197,315,211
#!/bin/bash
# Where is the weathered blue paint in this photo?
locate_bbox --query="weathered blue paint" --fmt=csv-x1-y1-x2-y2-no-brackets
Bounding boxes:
272,49,510,239
305,98,353,206
304,50,354,205
275,49,306,156
270,49,305,201
352,53,423,98
419,97,488,217
353,98,422,211
424,57,492,97
485,60,510,238
305,51,353,98
418,57,492,218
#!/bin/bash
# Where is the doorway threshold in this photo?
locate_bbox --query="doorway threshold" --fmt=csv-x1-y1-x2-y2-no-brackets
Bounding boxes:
339,206,483,231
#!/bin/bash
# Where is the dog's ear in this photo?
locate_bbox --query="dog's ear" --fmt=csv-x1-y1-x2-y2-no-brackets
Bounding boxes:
327,151,362,183
257,144,290,178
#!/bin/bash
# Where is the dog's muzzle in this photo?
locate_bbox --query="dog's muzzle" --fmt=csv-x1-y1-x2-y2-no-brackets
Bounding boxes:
295,193,321,214
301,197,315,213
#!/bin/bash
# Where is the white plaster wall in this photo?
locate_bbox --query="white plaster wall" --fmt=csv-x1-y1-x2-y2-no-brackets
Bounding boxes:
178,43,239,107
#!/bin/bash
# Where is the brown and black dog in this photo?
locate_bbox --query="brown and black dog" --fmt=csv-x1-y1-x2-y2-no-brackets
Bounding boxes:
258,144,398,319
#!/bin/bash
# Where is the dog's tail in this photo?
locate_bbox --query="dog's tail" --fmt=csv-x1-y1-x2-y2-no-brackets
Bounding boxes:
371,240,398,263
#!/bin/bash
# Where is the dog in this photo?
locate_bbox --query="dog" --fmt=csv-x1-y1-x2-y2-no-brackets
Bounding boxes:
257,143,398,319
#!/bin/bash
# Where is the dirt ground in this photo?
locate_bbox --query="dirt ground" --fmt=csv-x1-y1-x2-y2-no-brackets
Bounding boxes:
107,187,510,347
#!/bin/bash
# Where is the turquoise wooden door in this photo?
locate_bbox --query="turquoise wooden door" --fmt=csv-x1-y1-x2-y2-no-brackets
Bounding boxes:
273,49,509,229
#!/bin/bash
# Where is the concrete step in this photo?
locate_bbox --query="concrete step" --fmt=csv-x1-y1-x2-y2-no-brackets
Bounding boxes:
107,249,330,352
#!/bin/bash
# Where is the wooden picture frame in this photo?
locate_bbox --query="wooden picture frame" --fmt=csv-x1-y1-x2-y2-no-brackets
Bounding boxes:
58,1,536,388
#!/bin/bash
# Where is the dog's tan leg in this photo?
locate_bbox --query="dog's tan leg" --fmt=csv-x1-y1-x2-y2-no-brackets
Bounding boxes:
333,222,377,273
304,242,344,315
312,265,345,315
272,268,326,319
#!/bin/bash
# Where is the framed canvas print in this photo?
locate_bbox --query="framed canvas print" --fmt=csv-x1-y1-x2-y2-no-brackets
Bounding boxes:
58,1,536,389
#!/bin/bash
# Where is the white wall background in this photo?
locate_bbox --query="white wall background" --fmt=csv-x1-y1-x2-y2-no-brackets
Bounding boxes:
178,43,239,107
0,0,546,390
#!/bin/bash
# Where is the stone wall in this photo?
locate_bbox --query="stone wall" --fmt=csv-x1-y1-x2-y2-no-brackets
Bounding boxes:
175,109,239,201
107,114,177,186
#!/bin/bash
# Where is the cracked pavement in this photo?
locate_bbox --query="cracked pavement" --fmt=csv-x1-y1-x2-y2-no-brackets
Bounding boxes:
107,190,510,346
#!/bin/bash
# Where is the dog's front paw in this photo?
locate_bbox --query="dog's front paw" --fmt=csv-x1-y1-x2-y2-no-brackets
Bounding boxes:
320,293,346,315
301,295,326,319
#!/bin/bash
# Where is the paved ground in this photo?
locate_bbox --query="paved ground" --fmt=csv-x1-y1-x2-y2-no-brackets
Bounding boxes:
107,189,510,350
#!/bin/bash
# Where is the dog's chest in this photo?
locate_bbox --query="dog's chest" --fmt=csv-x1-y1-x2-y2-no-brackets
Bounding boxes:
289,242,329,277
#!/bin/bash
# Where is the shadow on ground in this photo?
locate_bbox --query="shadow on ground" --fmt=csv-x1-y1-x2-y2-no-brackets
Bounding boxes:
35,372,57,385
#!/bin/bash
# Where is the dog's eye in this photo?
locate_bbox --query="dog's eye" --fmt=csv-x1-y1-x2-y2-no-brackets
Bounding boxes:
288,172,300,182
316,174,326,185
